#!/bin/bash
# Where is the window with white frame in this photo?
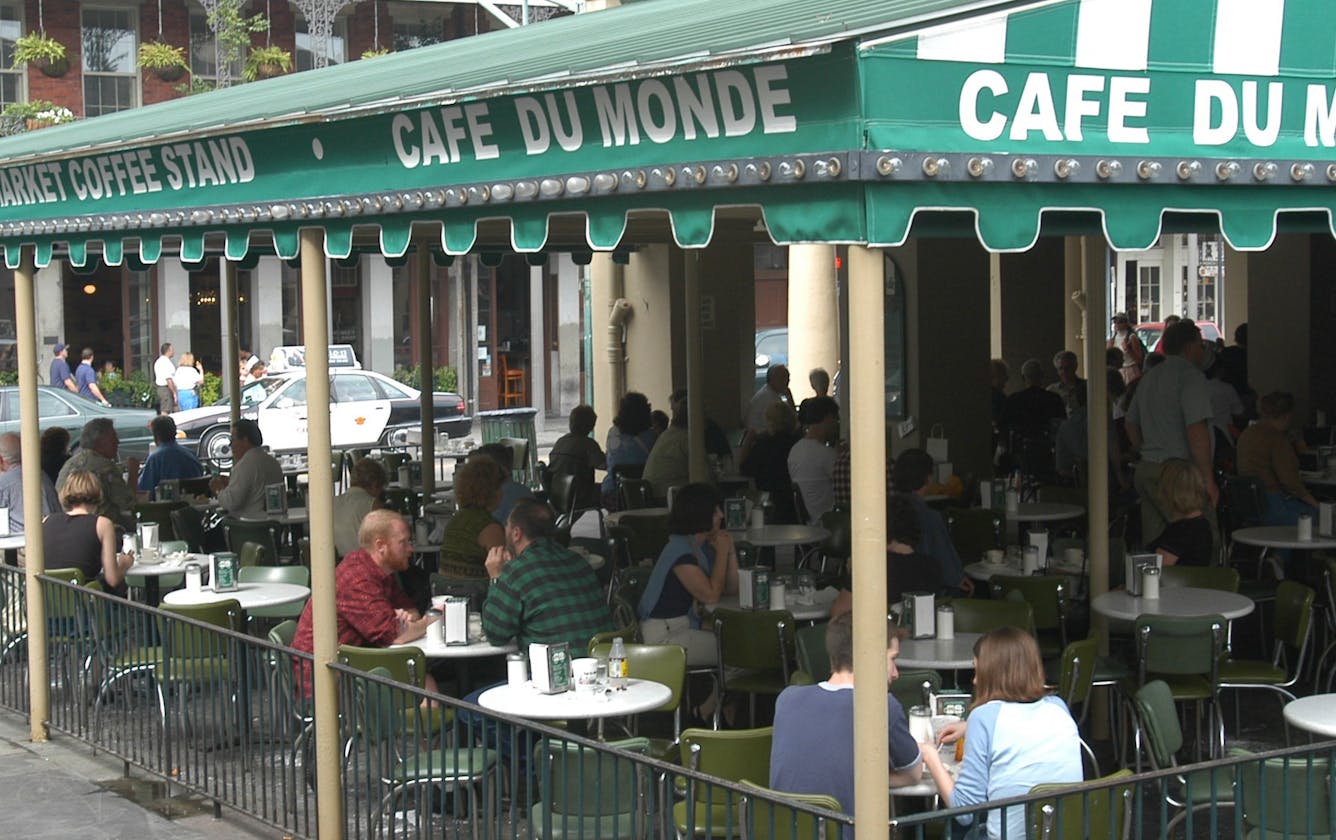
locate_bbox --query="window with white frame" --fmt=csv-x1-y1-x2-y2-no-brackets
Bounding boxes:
294,14,345,71
0,5,23,109
1137,265,1161,323
188,9,242,83
389,2,446,51
82,8,137,116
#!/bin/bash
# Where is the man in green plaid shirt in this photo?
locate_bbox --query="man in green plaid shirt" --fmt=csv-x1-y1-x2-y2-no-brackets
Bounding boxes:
481,498,613,650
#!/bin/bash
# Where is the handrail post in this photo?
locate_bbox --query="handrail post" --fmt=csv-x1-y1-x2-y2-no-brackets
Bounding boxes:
16,245,47,742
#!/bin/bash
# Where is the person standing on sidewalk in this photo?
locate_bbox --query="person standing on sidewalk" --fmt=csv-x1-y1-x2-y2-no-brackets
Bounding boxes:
153,343,177,414
75,348,110,406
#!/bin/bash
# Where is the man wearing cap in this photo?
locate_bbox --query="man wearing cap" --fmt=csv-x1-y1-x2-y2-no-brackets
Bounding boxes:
50,344,76,393
153,342,177,414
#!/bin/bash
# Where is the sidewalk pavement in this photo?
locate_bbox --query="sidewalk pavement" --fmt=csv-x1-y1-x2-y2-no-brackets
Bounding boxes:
0,712,275,839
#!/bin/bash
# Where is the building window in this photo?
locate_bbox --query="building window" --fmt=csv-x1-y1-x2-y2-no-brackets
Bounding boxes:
0,6,23,110
294,15,345,71
188,10,242,84
126,269,153,374
82,8,137,116
389,1,447,51
1137,265,1161,323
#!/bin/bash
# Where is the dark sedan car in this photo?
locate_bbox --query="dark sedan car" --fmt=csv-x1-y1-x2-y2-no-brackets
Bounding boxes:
0,386,156,459
170,369,471,465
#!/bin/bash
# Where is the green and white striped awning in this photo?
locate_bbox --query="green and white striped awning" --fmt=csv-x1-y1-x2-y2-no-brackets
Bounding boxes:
0,0,1334,266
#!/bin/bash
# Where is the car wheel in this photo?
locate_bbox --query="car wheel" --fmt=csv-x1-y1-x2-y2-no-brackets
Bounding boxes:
200,426,233,469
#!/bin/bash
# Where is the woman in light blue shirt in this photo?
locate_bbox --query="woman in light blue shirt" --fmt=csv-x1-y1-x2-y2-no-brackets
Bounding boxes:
921,626,1083,839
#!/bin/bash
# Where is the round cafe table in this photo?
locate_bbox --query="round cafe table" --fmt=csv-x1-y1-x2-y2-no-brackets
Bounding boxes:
394,636,517,659
479,677,672,738
1009,502,1084,524
605,508,670,527
162,581,311,611
1090,587,1254,622
727,524,829,547
1229,526,1336,551
895,632,982,670
1283,694,1336,738
707,587,839,623
126,552,208,604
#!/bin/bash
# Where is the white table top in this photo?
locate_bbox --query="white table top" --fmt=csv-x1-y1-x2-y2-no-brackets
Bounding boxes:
1284,694,1336,738
1091,586,1254,622
0,534,27,550
393,636,517,659
1230,526,1336,550
708,587,838,622
606,508,670,526
727,525,830,547
127,552,208,577
896,632,983,670
162,581,311,609
1009,503,1085,523
891,746,958,798
477,678,672,720
963,559,1085,582
1300,471,1336,487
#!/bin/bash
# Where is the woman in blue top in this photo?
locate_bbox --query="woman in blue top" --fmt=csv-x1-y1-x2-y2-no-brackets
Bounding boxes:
921,626,1082,840
601,392,659,509
637,483,739,666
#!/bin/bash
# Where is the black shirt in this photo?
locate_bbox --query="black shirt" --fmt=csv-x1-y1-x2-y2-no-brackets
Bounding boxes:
839,549,944,604
1149,516,1213,567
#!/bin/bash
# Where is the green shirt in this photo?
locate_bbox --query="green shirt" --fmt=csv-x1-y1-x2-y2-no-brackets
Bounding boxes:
56,448,135,531
482,537,613,652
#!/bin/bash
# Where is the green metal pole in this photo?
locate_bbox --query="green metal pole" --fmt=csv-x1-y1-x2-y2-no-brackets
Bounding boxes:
417,248,435,494
16,246,47,743
300,229,343,837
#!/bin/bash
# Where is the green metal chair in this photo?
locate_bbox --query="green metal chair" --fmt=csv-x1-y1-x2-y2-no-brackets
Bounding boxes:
947,597,1036,637
1132,680,1236,836
794,623,829,681
591,641,686,754
157,599,245,741
619,478,655,511
990,574,1068,656
1161,565,1241,593
612,563,652,610
1028,769,1136,840
43,569,91,710
811,509,851,581
355,666,497,839
618,513,670,567
238,541,274,568
944,508,1004,561
712,608,795,728
1131,613,1226,761
1231,748,1333,840
1219,581,1314,721
223,517,283,563
336,644,445,737
889,669,941,714
674,726,774,838
531,736,650,840
740,780,844,840
239,564,310,620
133,500,186,540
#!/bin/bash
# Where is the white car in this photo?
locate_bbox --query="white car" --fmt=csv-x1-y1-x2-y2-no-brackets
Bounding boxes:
171,368,471,466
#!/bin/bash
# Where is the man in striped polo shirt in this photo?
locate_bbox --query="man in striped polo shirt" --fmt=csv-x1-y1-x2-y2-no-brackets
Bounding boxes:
481,498,613,651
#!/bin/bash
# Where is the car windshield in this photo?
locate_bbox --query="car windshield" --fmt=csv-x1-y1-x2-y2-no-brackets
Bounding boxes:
214,377,290,408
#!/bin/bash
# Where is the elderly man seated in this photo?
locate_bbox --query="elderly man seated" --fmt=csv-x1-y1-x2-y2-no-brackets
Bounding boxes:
332,458,387,558
209,419,284,519
291,509,434,698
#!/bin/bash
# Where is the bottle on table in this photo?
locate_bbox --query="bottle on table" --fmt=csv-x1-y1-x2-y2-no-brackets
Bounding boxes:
608,636,628,691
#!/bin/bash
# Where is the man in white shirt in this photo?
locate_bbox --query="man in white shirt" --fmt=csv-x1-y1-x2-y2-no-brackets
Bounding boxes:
153,342,177,414
787,397,840,523
210,419,284,519
746,364,793,433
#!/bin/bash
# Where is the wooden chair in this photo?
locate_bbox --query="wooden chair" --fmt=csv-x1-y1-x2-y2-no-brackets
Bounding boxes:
498,353,526,407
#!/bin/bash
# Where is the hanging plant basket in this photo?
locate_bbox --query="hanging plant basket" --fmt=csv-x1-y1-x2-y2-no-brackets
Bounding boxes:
31,55,70,77
151,64,187,82
242,45,292,81
138,41,189,83
14,32,71,77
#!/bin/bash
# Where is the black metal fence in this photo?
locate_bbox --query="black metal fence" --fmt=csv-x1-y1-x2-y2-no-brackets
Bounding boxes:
1,565,1333,840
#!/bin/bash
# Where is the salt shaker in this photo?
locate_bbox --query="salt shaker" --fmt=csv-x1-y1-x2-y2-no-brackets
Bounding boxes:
506,652,527,687
1142,565,1161,600
1298,514,1314,542
936,604,955,640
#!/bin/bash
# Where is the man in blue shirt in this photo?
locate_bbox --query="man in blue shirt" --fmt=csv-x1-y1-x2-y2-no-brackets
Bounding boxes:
49,343,76,393
75,348,110,406
137,415,204,500
771,614,923,838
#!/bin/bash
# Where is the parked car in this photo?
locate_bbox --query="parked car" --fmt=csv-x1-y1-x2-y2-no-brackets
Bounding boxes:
754,327,788,392
0,386,156,460
171,368,471,466
1135,321,1221,354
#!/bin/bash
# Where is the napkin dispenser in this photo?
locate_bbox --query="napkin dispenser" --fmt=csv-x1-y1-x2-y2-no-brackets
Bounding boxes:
210,551,239,592
1125,553,1161,597
0,506,9,536
738,566,771,609
901,592,937,639
1321,502,1336,537
264,482,287,514
529,641,571,694
1026,530,1049,570
443,596,469,645
158,479,179,502
137,521,160,552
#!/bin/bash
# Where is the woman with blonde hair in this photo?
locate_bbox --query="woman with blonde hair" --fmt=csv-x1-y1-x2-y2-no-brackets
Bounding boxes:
42,470,133,595
438,458,506,579
921,627,1081,839
173,351,203,410
1147,458,1214,566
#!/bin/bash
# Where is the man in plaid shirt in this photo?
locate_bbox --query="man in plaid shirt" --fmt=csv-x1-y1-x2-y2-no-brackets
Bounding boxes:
481,499,613,650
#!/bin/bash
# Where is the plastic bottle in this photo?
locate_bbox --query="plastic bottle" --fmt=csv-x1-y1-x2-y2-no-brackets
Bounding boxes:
608,637,628,691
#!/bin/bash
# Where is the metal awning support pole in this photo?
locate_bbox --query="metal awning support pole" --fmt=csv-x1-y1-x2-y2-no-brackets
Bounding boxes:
300,229,343,837
683,251,707,482
1081,236,1111,735
847,245,888,840
416,248,435,494
16,247,47,743
221,260,240,427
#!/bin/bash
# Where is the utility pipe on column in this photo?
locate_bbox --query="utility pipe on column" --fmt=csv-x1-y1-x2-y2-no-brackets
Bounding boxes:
221,260,240,427
416,248,435,494
607,297,632,405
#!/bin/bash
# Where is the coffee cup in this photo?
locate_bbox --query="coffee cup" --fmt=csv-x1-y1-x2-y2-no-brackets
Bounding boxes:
984,548,1003,566
572,658,600,694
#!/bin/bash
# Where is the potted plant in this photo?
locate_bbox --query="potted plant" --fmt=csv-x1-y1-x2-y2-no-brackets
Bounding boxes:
1,99,76,132
13,32,69,77
242,45,291,81
360,47,391,60
138,40,189,82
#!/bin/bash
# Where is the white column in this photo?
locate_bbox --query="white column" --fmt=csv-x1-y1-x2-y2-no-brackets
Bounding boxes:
35,264,65,384
529,264,547,417
251,257,283,362
555,254,582,415
788,244,839,401
157,260,192,360
362,256,395,373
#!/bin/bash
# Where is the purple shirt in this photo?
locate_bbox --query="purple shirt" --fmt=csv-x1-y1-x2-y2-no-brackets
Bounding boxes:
75,363,98,401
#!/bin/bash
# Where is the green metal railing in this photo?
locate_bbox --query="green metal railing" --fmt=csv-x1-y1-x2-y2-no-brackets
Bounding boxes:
2,564,1335,840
